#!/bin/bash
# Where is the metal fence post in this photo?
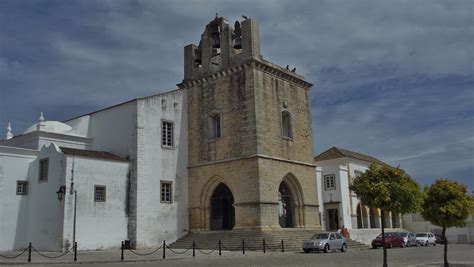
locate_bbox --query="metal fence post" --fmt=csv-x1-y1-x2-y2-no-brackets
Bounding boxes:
121,241,124,261
28,242,31,263
74,242,77,262
242,240,245,254
162,240,166,259
192,241,195,257
281,239,284,253
218,240,222,256
263,239,266,254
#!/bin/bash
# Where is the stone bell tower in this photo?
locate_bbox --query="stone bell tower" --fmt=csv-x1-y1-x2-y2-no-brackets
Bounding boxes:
178,16,320,231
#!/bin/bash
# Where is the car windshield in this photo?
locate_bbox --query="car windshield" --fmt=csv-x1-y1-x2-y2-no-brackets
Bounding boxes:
416,233,427,237
311,233,329,240
398,233,408,237
377,233,394,238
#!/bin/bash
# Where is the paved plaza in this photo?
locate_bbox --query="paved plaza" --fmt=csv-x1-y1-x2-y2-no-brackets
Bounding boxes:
1,244,473,267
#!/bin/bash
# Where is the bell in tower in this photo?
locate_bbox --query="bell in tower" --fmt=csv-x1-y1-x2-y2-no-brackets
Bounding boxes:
233,21,242,49
211,25,220,49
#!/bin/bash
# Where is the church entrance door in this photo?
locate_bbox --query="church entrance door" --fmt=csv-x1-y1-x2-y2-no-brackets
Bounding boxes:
278,182,294,228
210,183,235,230
327,209,339,230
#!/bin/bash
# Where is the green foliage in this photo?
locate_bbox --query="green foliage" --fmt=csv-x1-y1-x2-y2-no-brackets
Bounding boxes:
349,164,422,214
421,179,471,228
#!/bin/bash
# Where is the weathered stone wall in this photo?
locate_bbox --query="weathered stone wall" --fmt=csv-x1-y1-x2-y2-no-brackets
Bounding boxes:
253,67,314,163
188,157,260,230
187,67,257,166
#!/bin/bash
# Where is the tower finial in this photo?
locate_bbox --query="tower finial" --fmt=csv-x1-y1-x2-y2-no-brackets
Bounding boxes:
39,112,45,123
6,122,13,140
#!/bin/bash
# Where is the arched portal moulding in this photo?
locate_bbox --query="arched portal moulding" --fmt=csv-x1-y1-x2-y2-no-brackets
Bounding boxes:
280,172,305,227
198,175,237,230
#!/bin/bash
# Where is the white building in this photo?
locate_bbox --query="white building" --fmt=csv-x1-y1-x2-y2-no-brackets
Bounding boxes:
314,147,403,244
0,90,188,251
403,213,474,244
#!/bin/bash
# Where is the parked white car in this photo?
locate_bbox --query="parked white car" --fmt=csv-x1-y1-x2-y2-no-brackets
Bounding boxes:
415,232,437,246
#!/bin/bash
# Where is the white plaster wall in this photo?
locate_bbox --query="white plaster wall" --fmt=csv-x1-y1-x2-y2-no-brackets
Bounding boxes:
135,89,188,248
315,167,324,230
66,101,137,158
347,162,369,229
0,132,90,151
62,155,129,250
0,134,39,149
338,166,352,229
0,146,38,251
26,144,66,251
403,214,474,244
320,165,341,203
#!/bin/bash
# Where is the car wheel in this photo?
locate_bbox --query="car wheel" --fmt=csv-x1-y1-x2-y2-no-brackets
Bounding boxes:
303,249,310,253
324,244,330,253
425,241,428,247
341,243,347,252
432,242,436,246
400,242,405,248
389,242,393,249
372,245,378,249
406,242,410,247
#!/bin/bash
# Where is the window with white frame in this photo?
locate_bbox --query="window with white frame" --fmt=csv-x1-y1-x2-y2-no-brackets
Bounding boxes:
94,185,106,202
16,181,28,195
281,110,293,139
39,158,49,182
161,181,172,203
324,174,336,190
161,121,174,147
209,113,222,139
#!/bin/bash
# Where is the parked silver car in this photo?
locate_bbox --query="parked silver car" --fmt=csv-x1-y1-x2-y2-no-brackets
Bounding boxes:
396,232,417,247
416,232,437,246
302,232,347,253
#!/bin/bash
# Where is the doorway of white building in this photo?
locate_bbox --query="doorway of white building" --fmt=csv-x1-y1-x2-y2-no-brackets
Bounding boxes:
327,209,340,230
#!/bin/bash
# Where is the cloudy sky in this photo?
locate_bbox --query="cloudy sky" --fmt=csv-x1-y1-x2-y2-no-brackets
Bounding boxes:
1,0,473,191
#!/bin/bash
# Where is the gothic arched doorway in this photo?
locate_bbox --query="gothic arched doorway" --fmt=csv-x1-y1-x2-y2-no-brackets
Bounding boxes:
278,182,294,228
210,183,235,230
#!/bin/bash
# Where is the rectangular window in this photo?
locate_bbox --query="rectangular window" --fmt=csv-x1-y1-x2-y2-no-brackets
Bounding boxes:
162,121,174,147
213,115,221,138
324,174,336,190
161,181,172,203
16,181,28,195
209,114,222,139
39,158,49,182
281,111,293,139
94,185,106,202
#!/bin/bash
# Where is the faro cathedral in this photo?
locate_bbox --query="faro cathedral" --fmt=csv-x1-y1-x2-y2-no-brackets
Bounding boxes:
0,16,402,251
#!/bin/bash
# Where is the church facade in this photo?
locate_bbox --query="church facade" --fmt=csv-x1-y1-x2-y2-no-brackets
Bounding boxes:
0,16,321,251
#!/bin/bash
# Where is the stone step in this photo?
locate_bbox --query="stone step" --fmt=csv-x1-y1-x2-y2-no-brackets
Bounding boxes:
170,230,371,251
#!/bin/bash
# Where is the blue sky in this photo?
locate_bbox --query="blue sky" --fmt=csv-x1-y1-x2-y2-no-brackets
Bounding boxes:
0,0,473,191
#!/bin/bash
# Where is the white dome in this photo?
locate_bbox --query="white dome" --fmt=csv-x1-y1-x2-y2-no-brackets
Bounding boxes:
23,121,73,135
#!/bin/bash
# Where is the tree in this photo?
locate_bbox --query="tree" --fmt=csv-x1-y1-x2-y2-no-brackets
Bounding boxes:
350,164,423,267
421,179,473,267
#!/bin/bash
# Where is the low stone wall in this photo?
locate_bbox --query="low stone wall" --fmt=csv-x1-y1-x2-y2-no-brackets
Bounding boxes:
348,229,383,245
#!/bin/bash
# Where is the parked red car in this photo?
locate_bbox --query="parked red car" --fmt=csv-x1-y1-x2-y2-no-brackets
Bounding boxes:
371,232,405,249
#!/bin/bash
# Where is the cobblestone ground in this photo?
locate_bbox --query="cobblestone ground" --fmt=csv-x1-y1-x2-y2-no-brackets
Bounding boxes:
1,244,473,267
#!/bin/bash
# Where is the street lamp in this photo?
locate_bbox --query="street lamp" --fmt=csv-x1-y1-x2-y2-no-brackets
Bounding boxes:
56,186,66,201
56,185,77,249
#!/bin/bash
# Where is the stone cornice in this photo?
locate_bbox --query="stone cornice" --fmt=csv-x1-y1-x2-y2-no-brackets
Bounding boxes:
188,153,316,169
177,58,313,90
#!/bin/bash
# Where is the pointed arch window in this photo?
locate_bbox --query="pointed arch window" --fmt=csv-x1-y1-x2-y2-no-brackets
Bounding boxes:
281,110,293,139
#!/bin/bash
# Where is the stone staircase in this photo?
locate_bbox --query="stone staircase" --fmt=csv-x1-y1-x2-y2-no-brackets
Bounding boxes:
170,229,370,251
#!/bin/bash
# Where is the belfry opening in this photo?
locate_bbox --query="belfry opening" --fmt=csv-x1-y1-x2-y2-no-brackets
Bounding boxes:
210,183,235,230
